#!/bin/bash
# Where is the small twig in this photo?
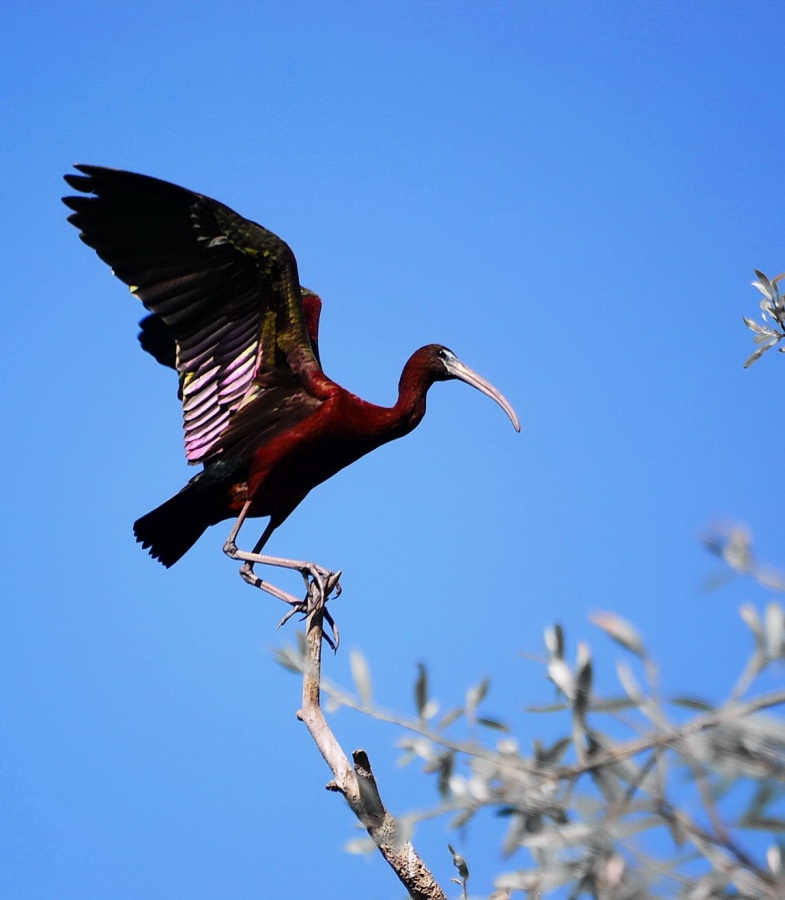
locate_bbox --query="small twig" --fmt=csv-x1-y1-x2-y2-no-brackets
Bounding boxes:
558,688,785,780
661,805,777,892
296,609,447,900
680,740,731,846
317,673,536,773
729,649,764,702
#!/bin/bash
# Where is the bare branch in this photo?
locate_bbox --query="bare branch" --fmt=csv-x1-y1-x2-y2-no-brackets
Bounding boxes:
296,609,447,900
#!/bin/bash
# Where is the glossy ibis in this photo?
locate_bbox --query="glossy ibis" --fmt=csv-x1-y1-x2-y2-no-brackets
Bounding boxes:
63,166,520,628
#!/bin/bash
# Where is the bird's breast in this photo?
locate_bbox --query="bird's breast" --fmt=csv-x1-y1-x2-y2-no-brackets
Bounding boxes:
243,394,398,516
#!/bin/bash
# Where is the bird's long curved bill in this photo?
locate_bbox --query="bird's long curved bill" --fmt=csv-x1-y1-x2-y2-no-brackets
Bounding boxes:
446,358,521,432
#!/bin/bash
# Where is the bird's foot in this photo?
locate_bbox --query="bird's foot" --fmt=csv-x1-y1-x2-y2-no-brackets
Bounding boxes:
298,564,342,605
278,568,342,651
233,555,342,650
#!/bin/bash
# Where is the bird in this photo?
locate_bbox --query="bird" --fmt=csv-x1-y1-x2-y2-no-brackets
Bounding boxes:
63,165,520,631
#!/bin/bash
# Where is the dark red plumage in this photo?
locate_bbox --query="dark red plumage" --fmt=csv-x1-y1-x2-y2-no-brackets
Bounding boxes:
63,166,519,609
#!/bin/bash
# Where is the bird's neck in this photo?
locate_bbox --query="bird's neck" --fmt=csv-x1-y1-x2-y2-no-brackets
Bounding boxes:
335,352,435,446
380,353,435,438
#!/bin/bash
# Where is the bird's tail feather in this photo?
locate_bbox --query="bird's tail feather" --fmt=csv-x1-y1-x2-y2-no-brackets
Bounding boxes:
134,481,224,568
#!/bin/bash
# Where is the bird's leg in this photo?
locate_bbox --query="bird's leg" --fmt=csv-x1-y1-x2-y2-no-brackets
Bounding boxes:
222,503,342,645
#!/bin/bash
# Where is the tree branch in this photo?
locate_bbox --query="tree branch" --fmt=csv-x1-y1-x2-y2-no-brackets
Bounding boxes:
558,688,785,780
296,609,447,900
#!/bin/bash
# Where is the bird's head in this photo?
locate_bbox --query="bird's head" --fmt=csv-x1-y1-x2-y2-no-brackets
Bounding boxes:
413,344,520,431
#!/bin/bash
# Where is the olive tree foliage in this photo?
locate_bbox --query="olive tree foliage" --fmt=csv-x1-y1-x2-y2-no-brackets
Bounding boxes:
743,270,785,367
279,527,785,899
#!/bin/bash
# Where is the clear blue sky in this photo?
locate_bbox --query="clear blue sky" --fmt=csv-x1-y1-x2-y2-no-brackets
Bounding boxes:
2,2,784,896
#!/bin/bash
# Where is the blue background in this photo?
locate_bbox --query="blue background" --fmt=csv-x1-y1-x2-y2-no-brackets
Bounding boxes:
2,2,783,896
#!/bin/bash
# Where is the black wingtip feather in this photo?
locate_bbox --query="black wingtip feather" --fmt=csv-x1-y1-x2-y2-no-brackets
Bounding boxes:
63,172,94,193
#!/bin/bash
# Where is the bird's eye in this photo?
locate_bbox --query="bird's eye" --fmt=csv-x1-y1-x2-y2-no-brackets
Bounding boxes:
438,347,455,364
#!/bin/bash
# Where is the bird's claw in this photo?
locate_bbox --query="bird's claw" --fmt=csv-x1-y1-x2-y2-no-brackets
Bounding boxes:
300,566,342,602
319,569,342,600
277,569,342,650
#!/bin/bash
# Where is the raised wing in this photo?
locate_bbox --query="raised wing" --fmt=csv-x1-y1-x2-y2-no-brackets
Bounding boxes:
63,165,322,463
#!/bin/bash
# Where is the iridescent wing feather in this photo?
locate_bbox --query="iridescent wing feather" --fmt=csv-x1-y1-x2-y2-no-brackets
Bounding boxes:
63,165,321,463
